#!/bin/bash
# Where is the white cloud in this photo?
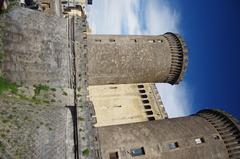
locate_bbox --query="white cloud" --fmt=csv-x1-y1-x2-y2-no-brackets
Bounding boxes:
156,83,193,117
87,0,141,34
87,0,192,117
144,0,180,34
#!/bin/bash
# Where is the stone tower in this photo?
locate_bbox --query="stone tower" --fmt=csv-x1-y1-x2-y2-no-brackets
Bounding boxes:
87,33,188,85
1,2,239,159
96,109,240,159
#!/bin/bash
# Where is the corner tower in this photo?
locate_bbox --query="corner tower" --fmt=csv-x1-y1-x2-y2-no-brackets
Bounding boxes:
87,32,188,85
95,109,240,159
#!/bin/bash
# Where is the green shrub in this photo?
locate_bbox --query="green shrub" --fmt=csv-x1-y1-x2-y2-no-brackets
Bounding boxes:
0,141,5,153
82,148,90,157
0,76,18,95
50,88,56,91
33,84,49,96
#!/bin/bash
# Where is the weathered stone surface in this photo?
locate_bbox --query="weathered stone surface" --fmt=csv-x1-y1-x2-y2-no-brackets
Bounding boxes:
87,33,188,85
0,86,74,159
97,115,229,159
88,83,168,127
0,7,70,87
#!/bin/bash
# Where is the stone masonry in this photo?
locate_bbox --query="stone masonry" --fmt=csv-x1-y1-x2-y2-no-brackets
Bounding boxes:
87,33,188,85
0,3,190,159
1,7,70,87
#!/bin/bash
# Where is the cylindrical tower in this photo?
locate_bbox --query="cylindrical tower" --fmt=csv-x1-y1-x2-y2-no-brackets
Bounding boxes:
87,32,188,85
95,109,240,159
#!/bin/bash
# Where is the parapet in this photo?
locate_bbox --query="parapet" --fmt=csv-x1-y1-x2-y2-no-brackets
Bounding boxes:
163,32,188,84
197,109,240,158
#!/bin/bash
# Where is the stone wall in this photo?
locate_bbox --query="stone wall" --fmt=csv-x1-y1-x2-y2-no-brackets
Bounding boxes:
88,83,168,127
0,7,70,87
0,86,75,159
0,7,77,159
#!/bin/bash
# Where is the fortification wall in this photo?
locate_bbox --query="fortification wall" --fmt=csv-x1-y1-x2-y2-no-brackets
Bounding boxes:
0,7,76,159
0,86,75,159
0,7,70,87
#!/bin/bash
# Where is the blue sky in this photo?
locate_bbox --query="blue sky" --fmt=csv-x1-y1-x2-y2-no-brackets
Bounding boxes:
87,0,240,118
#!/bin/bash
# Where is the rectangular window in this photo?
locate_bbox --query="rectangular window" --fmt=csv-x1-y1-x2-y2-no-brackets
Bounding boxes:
109,39,115,42
148,116,155,121
195,137,205,144
137,85,144,88
168,142,179,150
148,40,155,43
130,39,137,43
130,147,145,157
142,100,149,104
139,90,146,93
146,111,153,115
141,95,148,98
109,152,119,159
144,105,151,109
95,39,101,42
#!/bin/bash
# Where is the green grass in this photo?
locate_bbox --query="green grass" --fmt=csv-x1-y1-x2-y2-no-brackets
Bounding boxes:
0,141,5,153
50,88,56,91
82,148,90,157
0,76,18,95
0,133,6,138
17,94,40,104
31,96,42,104
33,84,49,96
0,51,4,61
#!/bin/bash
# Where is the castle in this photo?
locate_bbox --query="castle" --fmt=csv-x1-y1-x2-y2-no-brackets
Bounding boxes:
0,0,239,159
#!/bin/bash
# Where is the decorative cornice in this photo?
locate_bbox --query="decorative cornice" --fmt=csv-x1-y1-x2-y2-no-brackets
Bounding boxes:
163,32,188,85
197,109,240,159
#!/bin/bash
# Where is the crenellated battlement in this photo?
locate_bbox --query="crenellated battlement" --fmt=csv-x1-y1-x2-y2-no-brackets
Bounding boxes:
198,109,240,159
163,32,188,84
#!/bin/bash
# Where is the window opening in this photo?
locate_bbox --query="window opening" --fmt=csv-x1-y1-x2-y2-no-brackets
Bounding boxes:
148,40,155,43
95,39,101,42
142,100,149,104
130,147,145,157
139,90,146,93
144,105,151,109
109,152,119,159
146,111,153,115
195,137,205,144
148,117,155,121
168,142,179,150
141,95,148,98
109,39,115,42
